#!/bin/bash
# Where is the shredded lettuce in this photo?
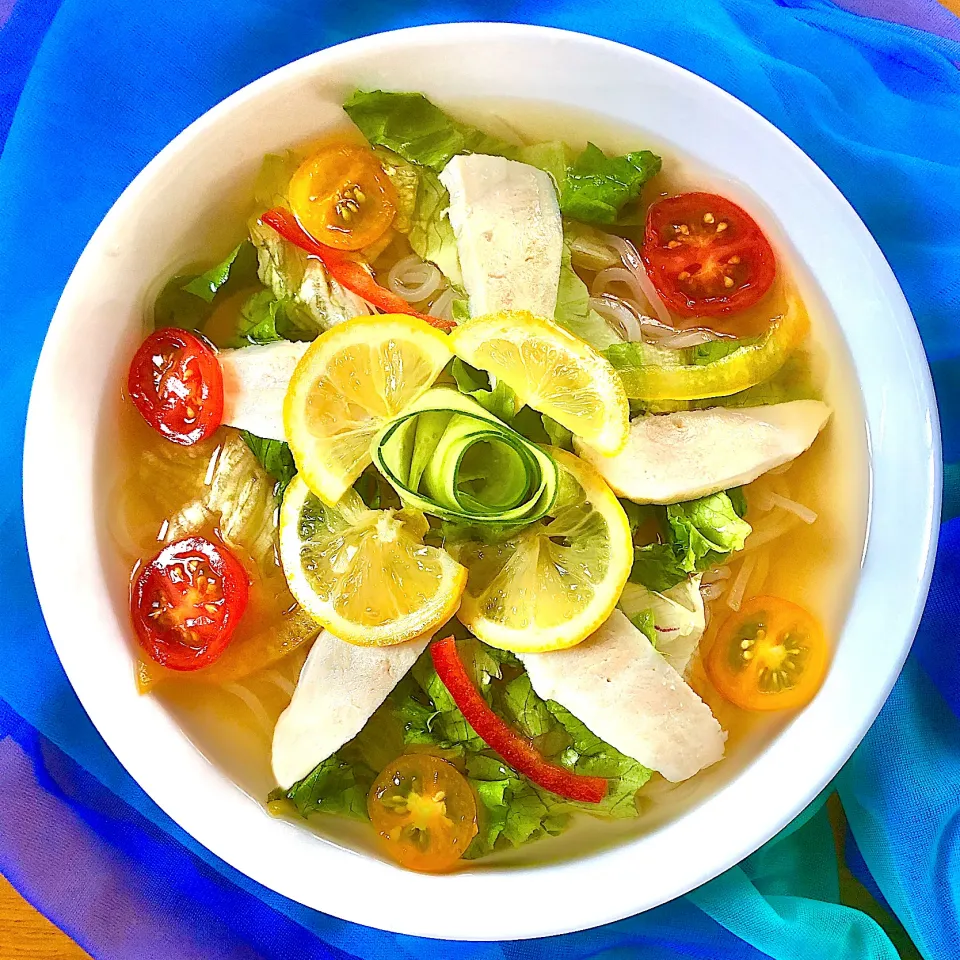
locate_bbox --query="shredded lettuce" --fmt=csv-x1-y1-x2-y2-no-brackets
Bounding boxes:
371,146,418,233
407,167,463,286
449,359,573,451
274,639,651,859
619,578,706,673
630,490,751,592
343,90,516,172
517,141,573,191
559,143,662,225
554,236,622,350
247,216,366,333
153,241,259,335
239,431,297,499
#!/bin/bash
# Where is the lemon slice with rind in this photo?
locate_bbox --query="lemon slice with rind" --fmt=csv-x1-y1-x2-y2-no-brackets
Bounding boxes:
284,315,453,505
447,448,632,653
280,475,466,646
450,311,629,455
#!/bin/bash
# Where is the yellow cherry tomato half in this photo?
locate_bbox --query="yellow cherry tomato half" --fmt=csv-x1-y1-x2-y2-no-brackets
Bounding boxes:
288,144,397,251
706,595,829,712
367,754,478,872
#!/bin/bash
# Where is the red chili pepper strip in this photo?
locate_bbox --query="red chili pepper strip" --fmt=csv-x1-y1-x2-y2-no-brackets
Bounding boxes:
430,636,608,804
260,207,456,332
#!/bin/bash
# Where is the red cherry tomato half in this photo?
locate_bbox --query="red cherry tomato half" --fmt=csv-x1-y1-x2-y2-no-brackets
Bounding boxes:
642,192,776,323
127,328,224,445
131,537,249,671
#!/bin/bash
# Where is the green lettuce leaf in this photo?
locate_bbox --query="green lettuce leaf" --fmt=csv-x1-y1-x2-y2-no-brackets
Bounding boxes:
449,359,573,451
630,542,693,594
559,143,661,225
248,216,363,333
629,491,751,592
233,289,320,346
668,491,752,572
619,578,706,668
553,238,622,351
154,241,259,334
371,146,418,233
629,608,657,645
272,754,372,821
406,166,463,286
239,430,297,499
343,90,516,172
517,140,573,190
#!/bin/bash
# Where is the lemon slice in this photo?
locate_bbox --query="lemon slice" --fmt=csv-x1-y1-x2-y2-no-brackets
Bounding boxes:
284,315,453,504
450,311,629,455
279,475,466,646
447,448,632,653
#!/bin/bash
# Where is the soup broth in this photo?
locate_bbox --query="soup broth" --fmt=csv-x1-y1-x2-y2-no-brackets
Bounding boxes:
106,98,868,864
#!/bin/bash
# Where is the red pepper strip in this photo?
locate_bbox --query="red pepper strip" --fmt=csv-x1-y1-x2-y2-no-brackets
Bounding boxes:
260,208,456,333
430,636,608,804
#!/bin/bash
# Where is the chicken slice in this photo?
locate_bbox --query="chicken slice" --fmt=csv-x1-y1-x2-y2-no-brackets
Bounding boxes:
219,340,309,442
520,610,724,782
272,630,428,789
439,154,563,317
575,400,831,504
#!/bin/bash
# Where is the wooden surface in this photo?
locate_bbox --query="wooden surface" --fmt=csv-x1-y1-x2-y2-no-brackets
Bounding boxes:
0,875,89,959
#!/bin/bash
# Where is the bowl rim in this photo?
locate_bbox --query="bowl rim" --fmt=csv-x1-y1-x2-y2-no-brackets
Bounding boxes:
23,22,941,941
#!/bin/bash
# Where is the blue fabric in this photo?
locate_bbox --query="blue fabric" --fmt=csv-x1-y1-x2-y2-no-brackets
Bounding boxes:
1,0,959,957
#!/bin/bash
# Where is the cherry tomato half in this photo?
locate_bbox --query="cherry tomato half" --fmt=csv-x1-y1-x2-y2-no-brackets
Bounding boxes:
127,328,223,445
131,537,249,671
706,595,828,712
288,144,397,252
642,192,776,325
368,755,478,872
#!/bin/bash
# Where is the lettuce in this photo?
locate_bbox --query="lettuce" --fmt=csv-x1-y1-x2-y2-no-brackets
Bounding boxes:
343,90,516,172
619,578,706,673
371,146,418,233
153,241,259,336
248,216,366,333
275,754,373,821
232,289,321,346
630,490,751,592
407,166,463,286
669,491,751,570
449,359,573,451
554,238,622,351
275,638,651,860
239,431,297,499
560,143,661,225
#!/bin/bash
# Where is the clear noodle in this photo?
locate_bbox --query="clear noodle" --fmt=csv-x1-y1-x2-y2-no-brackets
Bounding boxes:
589,295,644,341
727,554,758,611
429,286,457,321
222,683,273,736
766,492,818,525
604,235,675,327
387,254,443,303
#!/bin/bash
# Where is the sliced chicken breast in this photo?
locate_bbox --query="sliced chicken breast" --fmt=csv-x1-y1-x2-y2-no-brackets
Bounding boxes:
575,400,831,504
439,154,563,318
219,340,309,442
272,630,429,789
520,610,725,782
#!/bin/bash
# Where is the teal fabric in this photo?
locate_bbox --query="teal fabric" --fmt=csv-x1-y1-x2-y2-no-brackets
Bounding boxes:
1,1,958,957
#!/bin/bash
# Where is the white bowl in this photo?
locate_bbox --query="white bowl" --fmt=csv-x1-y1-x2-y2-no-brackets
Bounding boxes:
23,23,940,941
